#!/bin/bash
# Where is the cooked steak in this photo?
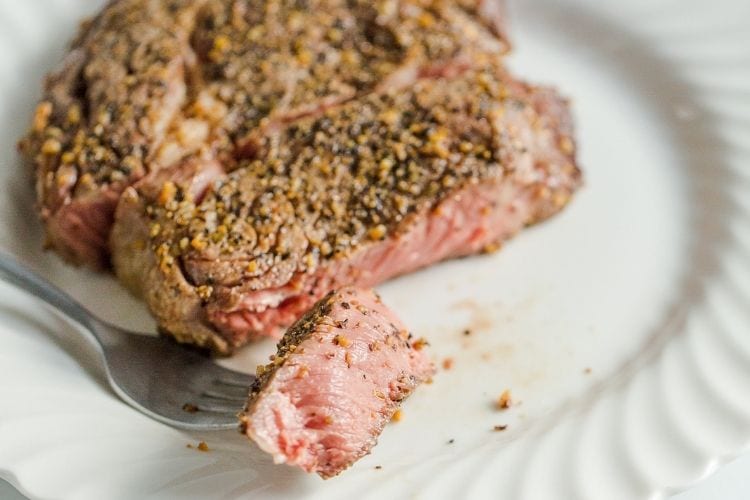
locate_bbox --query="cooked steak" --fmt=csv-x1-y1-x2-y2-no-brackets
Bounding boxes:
239,287,434,478
18,0,201,267
20,0,509,268
111,63,580,354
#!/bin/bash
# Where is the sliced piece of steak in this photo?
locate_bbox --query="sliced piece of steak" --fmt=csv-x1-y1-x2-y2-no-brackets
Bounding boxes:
111,63,581,354
111,157,229,349
18,0,204,268
20,0,509,268
239,287,434,478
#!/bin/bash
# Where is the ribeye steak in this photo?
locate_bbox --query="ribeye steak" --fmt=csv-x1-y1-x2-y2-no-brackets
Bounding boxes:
111,63,580,354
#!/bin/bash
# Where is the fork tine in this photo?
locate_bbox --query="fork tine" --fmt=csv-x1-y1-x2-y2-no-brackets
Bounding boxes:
214,372,255,387
200,389,247,403
211,380,252,399
191,401,242,414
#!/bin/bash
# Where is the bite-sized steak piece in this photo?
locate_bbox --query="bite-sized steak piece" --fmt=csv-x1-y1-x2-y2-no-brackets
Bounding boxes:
239,287,434,478
111,64,581,354
20,0,509,268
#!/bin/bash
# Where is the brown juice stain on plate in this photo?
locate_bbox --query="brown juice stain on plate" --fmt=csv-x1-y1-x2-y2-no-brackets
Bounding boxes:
451,294,540,342
450,299,495,335
517,368,548,387
478,343,514,361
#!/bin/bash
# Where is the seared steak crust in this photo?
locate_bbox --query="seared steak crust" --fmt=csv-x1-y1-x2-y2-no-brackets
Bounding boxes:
20,0,509,267
111,64,580,354
19,0,203,267
192,0,507,141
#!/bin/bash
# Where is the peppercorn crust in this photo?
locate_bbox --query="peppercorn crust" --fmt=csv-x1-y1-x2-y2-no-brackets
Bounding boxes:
142,64,579,285
111,158,231,353
143,64,516,283
20,0,510,268
18,0,207,267
244,290,337,402
112,62,580,355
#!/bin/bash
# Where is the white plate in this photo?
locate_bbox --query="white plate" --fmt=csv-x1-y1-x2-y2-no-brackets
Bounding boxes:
1,0,749,498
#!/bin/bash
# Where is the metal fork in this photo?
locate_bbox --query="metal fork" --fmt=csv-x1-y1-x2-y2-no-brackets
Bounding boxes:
0,253,255,431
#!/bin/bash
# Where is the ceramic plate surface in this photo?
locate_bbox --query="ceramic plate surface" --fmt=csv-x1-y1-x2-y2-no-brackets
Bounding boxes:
0,0,749,498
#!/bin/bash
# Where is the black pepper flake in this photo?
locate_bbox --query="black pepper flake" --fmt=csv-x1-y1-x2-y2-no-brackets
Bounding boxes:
334,318,349,329
447,439,455,444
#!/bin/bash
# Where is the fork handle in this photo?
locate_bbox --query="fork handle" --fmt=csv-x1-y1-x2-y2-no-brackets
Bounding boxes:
0,253,102,347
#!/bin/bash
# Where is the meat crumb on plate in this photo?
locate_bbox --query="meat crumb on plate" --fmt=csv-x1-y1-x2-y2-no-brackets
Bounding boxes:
496,389,512,410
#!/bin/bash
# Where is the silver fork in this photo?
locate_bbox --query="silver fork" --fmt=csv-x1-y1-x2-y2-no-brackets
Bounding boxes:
0,253,255,431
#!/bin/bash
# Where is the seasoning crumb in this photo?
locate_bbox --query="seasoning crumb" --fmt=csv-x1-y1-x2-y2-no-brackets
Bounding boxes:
463,329,472,336
496,389,512,410
493,424,508,432
412,337,429,351
447,439,455,444
559,136,575,155
368,224,387,240
391,409,403,422
374,465,382,470
32,101,53,132
190,441,209,452
196,285,213,300
182,403,199,413
41,138,62,155
482,241,502,253
295,365,309,379
442,358,454,370
333,334,351,347
157,181,176,206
